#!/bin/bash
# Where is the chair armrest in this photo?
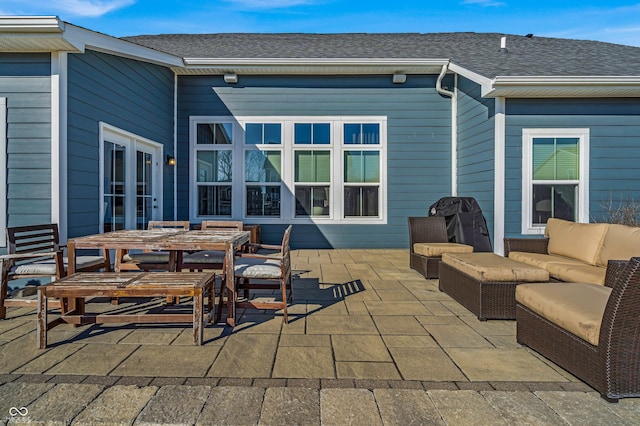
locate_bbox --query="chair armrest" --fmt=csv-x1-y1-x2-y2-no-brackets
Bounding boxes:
0,251,63,262
236,252,283,261
503,238,549,257
245,243,282,253
604,260,630,288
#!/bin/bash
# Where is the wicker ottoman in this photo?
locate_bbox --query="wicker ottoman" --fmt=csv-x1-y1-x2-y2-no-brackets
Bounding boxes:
439,252,549,320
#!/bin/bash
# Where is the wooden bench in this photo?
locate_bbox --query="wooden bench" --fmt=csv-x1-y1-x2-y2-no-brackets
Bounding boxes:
37,272,215,348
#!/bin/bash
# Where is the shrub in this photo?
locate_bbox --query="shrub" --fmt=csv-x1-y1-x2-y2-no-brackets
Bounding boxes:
600,196,640,227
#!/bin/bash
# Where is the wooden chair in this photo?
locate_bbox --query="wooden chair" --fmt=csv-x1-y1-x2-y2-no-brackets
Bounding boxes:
180,221,244,272
1,223,109,319
218,225,293,324
408,216,473,279
117,221,190,272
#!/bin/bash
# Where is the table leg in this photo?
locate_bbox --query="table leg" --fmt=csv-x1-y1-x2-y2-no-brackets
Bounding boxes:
193,288,203,345
37,289,47,349
225,241,236,326
67,240,76,275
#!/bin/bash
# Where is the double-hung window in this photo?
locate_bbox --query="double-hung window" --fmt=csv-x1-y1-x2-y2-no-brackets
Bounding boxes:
244,123,282,217
522,128,589,234
343,123,381,217
195,122,234,216
294,123,331,217
190,116,386,224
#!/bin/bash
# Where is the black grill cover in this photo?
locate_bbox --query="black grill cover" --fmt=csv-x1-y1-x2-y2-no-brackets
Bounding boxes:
428,197,492,252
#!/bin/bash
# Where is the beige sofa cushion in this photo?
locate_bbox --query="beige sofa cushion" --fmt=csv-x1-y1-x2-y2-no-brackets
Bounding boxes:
545,218,608,265
413,243,473,257
596,223,640,267
508,252,585,270
545,263,606,285
442,252,549,282
516,283,611,346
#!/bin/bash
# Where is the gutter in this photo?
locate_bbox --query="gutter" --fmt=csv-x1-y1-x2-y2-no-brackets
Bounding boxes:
435,64,458,197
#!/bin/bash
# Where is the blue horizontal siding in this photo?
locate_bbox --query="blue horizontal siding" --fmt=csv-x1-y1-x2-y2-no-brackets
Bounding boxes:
455,77,495,243
505,98,640,237
0,53,52,229
177,74,453,248
67,50,175,238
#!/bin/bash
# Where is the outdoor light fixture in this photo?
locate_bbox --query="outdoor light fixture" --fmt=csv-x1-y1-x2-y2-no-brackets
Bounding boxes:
392,73,407,84
166,155,176,166
224,73,238,84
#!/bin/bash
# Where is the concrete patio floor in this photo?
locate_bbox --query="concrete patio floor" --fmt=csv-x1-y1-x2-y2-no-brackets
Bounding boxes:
1,248,639,424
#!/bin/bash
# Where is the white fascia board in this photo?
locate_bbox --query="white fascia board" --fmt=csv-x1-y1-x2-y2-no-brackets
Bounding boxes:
484,75,640,97
448,62,493,89
181,57,449,74
0,17,183,67
0,16,63,33
63,23,184,67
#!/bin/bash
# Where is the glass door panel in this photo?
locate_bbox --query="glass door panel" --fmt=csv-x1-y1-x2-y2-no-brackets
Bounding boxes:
136,150,154,230
103,142,126,232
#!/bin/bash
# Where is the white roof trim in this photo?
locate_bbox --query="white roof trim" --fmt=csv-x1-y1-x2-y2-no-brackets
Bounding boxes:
484,75,640,98
179,57,449,75
0,16,183,68
0,16,63,33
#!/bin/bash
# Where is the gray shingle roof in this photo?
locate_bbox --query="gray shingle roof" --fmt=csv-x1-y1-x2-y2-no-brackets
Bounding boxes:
121,32,640,78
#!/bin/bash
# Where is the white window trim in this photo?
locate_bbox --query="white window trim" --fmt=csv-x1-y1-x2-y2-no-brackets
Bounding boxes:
99,122,164,232
189,115,387,225
0,97,6,247
521,128,590,235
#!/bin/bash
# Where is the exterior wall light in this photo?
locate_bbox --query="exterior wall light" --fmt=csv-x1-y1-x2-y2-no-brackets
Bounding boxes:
224,73,238,84
393,73,407,84
166,155,176,166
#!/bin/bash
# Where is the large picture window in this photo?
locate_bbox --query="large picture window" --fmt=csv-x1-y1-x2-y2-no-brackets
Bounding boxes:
190,116,387,224
522,128,589,234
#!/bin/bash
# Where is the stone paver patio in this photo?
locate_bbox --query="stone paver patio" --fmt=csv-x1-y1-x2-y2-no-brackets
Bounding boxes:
1,248,638,424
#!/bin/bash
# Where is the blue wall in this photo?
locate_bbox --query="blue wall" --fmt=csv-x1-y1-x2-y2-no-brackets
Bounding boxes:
505,98,640,237
177,75,453,247
66,50,175,238
0,53,52,228
456,77,496,244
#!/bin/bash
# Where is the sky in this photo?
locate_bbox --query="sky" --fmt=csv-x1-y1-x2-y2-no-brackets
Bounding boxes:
2,0,640,47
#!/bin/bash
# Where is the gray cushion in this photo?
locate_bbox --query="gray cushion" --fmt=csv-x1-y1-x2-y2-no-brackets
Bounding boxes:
11,256,105,275
182,250,225,264
234,257,282,279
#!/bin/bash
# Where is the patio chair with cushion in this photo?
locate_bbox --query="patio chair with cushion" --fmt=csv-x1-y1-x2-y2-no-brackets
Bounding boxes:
1,223,109,319
118,221,190,271
408,216,473,279
218,225,293,324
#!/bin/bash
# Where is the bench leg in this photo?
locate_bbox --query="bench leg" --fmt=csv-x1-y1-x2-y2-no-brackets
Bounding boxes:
193,289,203,345
37,289,47,349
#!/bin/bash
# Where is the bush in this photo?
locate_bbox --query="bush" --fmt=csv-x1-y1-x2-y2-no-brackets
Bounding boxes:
600,196,640,227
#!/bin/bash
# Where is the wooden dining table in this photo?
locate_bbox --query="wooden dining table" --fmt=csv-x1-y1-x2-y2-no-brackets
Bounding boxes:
66,229,251,326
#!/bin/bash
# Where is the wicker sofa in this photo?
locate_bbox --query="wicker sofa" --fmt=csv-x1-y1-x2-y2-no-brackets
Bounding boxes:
504,218,640,285
516,258,640,401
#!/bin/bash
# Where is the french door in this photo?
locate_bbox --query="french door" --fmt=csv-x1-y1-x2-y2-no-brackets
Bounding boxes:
101,124,163,232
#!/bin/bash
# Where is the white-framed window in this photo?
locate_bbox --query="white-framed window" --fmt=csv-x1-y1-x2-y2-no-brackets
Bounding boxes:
189,116,387,224
0,97,6,247
521,128,589,234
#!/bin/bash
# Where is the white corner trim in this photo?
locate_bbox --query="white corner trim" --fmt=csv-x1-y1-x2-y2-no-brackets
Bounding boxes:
451,74,458,196
0,97,6,247
494,97,506,255
51,52,68,243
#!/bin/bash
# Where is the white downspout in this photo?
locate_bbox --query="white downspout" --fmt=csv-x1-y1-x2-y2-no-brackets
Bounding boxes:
436,64,457,196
